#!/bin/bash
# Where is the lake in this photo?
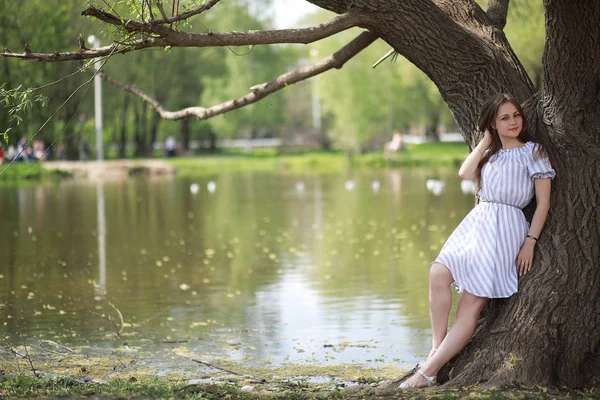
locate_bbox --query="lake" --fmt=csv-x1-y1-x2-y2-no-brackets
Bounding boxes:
0,168,474,372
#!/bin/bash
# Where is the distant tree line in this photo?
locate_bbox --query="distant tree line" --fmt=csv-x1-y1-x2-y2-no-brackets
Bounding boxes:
0,0,542,159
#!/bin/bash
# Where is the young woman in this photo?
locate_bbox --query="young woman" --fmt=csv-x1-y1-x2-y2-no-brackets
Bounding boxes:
400,93,555,389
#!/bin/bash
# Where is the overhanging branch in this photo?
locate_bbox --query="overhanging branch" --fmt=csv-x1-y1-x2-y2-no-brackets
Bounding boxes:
0,12,364,62
100,31,379,121
487,0,510,30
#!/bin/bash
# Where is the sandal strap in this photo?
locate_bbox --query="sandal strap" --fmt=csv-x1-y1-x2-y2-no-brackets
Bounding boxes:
417,369,437,386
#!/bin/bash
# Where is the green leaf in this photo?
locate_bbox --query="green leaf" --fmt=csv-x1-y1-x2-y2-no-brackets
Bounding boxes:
3,128,11,144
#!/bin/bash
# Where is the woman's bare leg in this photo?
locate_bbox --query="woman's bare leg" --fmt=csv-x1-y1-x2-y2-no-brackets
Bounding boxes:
402,291,487,388
428,263,454,354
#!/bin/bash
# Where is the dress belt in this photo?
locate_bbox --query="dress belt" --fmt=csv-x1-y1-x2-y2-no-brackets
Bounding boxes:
479,199,522,210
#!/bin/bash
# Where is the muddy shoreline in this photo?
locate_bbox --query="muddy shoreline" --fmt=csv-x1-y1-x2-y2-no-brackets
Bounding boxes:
43,160,175,181
1,344,594,399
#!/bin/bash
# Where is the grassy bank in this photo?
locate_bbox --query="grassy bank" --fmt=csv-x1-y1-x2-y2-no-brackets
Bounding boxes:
0,143,467,182
170,142,468,177
0,162,72,182
0,373,594,399
0,347,594,399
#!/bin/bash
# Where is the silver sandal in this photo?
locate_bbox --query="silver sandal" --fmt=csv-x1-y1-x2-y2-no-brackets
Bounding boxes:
398,369,437,389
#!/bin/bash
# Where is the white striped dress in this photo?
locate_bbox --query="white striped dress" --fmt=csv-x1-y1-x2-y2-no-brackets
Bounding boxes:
434,141,555,298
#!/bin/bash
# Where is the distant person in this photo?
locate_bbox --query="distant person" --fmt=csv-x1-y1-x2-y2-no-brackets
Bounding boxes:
6,145,16,161
45,145,53,161
16,137,34,162
165,136,176,157
57,143,67,160
33,139,45,161
384,130,405,156
81,139,91,160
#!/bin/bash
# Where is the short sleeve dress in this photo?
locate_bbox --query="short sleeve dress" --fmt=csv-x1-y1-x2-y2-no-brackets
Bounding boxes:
433,141,555,298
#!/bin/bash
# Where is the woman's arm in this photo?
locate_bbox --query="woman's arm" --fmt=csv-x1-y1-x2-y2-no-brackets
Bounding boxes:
516,177,552,276
458,130,492,180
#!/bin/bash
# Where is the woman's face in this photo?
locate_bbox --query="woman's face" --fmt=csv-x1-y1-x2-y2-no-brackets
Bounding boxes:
493,102,522,139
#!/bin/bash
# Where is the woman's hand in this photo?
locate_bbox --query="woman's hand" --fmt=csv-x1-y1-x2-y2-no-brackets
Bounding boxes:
474,129,492,155
458,129,492,179
516,241,535,276
481,129,492,148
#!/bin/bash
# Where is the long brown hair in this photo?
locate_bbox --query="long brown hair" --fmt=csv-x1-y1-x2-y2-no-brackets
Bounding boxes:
476,93,536,183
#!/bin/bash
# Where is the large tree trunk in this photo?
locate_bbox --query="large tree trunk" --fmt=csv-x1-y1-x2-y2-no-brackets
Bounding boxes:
180,118,190,152
306,0,600,390
118,95,130,159
148,111,161,157
63,99,80,160
133,102,148,158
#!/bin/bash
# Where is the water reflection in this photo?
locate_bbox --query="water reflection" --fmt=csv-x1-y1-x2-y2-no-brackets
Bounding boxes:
0,170,474,368
95,180,106,299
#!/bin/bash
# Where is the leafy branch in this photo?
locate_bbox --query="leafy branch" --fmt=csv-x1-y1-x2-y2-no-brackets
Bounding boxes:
0,85,48,143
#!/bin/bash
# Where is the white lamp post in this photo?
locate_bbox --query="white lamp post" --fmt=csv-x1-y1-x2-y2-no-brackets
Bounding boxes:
95,180,107,299
87,35,103,161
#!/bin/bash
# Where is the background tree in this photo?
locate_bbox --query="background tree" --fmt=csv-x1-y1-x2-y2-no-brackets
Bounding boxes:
1,0,598,390
303,9,457,154
0,0,95,159
0,0,297,159
199,0,293,145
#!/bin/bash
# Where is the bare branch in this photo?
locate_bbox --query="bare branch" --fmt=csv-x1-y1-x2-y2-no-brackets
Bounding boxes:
156,1,169,20
108,302,125,336
156,0,221,24
0,41,154,62
81,7,169,33
170,13,362,47
80,2,220,32
0,12,363,62
145,0,155,21
100,31,378,121
487,0,510,30
81,4,360,40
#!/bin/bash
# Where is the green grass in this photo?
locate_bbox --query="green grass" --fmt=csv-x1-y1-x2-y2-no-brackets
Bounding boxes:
0,353,593,400
169,142,469,177
0,374,187,398
1,373,595,399
358,142,467,169
0,162,72,183
169,151,348,177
